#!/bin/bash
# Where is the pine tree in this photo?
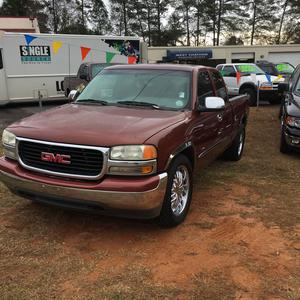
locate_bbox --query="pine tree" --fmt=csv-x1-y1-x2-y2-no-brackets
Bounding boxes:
89,0,109,34
246,0,280,45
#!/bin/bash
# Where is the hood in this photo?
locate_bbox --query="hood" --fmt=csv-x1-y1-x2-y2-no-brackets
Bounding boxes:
286,94,300,118
7,104,187,147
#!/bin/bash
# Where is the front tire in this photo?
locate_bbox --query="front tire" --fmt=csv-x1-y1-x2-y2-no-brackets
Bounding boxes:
159,155,193,227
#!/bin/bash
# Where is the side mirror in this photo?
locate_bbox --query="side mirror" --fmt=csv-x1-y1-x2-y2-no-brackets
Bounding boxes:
278,82,289,92
68,90,78,101
199,97,225,112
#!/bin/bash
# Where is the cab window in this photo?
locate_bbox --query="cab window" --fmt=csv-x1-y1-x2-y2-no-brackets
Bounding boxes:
0,50,3,69
78,64,89,79
211,71,228,101
197,71,214,107
221,66,236,77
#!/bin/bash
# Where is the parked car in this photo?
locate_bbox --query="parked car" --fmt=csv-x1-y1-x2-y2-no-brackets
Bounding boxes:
256,60,295,79
0,64,249,227
217,63,285,105
279,64,300,153
64,62,117,97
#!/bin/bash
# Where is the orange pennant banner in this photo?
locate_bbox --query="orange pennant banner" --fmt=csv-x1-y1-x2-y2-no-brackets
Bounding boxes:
80,47,91,61
128,56,137,64
236,72,241,85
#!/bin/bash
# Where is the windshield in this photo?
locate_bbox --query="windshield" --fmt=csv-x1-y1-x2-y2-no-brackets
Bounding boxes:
258,65,278,75
275,63,295,75
76,69,191,110
236,65,265,75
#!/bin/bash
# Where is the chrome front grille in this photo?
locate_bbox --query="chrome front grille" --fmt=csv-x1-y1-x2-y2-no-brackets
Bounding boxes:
17,138,109,180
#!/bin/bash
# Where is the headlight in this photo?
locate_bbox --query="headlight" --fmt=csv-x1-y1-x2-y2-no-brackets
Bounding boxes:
108,145,157,176
2,129,17,160
2,129,16,147
110,145,157,161
286,116,300,128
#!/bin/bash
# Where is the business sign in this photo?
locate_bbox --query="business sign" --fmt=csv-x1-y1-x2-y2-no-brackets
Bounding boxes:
167,49,213,60
20,45,51,63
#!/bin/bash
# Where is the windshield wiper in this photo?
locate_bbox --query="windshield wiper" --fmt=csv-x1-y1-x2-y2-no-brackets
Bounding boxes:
117,100,160,109
76,99,108,105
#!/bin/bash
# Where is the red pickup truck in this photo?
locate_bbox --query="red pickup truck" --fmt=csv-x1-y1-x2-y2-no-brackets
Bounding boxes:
0,64,249,227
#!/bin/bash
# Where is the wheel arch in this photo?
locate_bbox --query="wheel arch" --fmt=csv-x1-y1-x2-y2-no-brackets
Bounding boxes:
165,142,195,171
239,83,257,94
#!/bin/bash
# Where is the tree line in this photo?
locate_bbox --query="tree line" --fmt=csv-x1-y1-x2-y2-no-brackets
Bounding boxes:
0,0,299,46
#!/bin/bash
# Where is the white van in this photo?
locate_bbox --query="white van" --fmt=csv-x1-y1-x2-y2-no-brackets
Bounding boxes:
0,32,145,105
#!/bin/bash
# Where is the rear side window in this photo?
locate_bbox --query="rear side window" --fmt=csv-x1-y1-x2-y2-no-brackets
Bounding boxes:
211,71,227,100
197,71,214,106
78,64,88,78
221,66,236,77
0,50,3,69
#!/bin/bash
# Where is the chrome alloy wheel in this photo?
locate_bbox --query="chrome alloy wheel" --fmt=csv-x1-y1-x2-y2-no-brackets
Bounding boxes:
170,165,190,216
237,131,244,156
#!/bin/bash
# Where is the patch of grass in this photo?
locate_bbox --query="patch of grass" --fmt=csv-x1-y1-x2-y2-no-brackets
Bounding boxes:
192,270,236,300
187,221,216,229
68,264,182,300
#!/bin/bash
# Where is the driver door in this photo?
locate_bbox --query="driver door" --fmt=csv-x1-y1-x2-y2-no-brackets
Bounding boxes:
193,70,222,167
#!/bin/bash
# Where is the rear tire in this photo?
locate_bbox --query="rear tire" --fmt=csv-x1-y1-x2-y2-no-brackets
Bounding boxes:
280,129,291,154
240,88,256,106
224,127,246,161
159,155,193,227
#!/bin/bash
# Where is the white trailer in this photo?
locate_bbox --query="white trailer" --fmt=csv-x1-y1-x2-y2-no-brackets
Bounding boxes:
0,31,145,105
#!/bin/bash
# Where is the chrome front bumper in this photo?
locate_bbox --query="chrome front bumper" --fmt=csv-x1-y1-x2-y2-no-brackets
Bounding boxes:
284,132,300,148
0,170,168,219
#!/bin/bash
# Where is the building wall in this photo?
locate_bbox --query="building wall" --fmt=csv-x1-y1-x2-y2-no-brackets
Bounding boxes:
148,44,300,66
0,17,40,33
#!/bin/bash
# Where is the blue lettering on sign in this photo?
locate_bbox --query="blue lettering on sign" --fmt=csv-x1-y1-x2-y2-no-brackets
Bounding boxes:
167,49,213,60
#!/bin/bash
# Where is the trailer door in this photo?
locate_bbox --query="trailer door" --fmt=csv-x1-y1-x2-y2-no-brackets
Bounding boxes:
0,49,8,102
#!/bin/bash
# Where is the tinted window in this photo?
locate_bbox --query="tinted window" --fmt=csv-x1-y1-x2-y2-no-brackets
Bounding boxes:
0,50,3,69
257,64,278,75
78,64,88,78
197,71,214,106
211,71,227,100
221,66,236,77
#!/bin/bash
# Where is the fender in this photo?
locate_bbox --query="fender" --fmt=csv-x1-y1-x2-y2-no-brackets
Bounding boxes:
165,141,194,170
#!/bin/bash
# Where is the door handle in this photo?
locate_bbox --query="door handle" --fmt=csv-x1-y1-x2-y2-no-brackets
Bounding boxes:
217,114,223,122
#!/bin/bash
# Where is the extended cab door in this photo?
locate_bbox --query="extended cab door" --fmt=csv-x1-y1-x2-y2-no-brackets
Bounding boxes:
0,48,8,102
220,65,239,96
192,70,222,167
210,70,234,151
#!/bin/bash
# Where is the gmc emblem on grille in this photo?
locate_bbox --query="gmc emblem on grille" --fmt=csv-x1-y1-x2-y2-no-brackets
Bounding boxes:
41,152,71,165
